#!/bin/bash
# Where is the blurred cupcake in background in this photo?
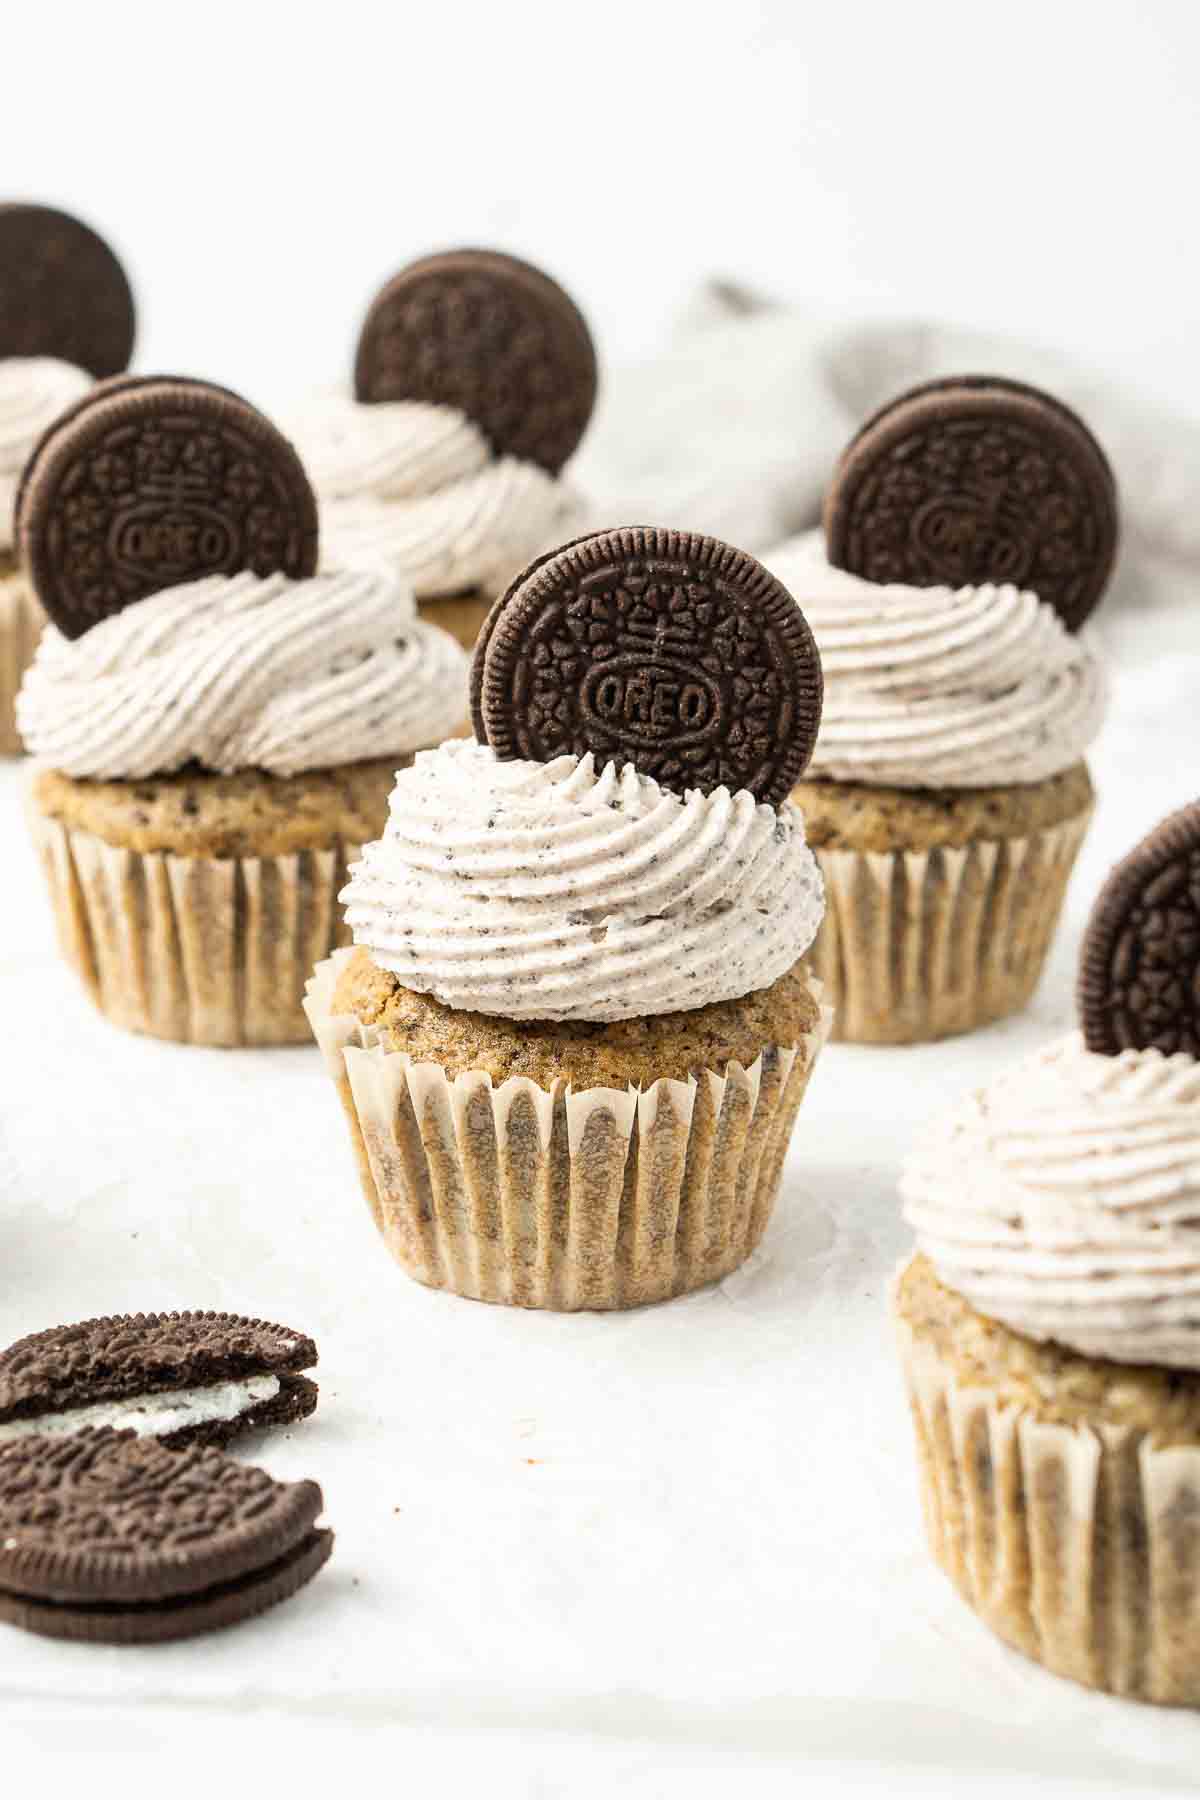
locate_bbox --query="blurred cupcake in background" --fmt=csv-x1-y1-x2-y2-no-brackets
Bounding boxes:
894,800,1200,1704
0,203,136,752
767,374,1117,1044
307,527,831,1311
17,375,467,1047
288,248,595,651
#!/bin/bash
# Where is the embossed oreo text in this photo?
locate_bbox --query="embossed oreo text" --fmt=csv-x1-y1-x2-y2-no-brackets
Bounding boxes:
582,654,719,748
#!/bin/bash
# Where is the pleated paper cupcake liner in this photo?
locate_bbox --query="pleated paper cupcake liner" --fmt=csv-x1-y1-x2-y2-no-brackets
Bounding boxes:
28,809,364,1047
893,1274,1200,1707
0,572,43,756
806,806,1093,1044
305,950,833,1311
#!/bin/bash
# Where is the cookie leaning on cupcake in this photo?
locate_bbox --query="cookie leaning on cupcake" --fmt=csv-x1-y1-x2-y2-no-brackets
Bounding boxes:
306,526,832,1311
0,203,136,753
289,248,594,651
895,800,1200,1705
16,375,469,1046
768,375,1116,1044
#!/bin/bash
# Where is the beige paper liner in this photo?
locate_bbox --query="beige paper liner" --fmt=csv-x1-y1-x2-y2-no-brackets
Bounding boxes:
893,1276,1200,1707
806,806,1093,1044
28,808,364,1047
305,949,833,1310
0,571,43,756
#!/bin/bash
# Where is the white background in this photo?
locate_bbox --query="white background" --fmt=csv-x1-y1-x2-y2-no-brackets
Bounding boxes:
4,1,1200,422
3,5,1200,1794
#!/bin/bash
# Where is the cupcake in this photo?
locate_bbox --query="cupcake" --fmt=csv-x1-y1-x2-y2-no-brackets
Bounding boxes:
306,527,832,1310
894,800,1200,1705
289,249,595,651
766,374,1116,1044
17,375,467,1047
0,204,136,751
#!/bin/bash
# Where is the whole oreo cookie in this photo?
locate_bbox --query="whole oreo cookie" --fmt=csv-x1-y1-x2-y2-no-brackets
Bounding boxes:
354,248,597,473
0,1311,319,1451
0,1428,332,1643
17,374,318,639
1078,800,1200,1059
823,374,1118,632
0,203,135,377
474,526,823,806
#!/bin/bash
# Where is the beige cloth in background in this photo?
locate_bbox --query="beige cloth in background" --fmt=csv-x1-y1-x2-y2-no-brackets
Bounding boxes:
574,281,1200,659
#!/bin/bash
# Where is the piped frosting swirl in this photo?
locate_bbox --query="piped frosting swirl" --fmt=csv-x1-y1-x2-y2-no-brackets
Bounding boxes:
289,391,579,599
17,567,468,778
340,737,825,1022
0,357,93,550
902,1034,1200,1368
766,529,1106,788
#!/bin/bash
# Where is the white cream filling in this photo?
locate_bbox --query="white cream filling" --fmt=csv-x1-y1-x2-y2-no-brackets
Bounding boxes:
0,1374,280,1443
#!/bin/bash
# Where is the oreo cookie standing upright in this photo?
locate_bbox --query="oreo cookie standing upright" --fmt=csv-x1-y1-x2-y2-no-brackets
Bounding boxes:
0,204,137,753
765,374,1116,1045
288,247,597,652
15,373,470,1047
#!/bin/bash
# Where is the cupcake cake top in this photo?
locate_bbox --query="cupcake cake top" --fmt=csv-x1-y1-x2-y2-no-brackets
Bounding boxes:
15,376,467,777
0,204,137,552
341,527,827,1022
289,249,594,599
903,801,1200,1368
768,375,1115,791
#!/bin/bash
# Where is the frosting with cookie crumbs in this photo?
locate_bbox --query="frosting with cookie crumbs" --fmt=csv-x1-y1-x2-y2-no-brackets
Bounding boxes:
902,1034,1200,1368
765,529,1107,789
0,358,93,551
17,566,467,778
289,391,580,598
340,738,825,1022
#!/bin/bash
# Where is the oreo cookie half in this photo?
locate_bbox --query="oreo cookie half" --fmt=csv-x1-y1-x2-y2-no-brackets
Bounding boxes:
473,526,823,806
0,1311,318,1450
354,248,597,473
823,374,1118,631
0,1429,332,1643
17,374,318,639
0,202,135,377
1078,799,1200,1058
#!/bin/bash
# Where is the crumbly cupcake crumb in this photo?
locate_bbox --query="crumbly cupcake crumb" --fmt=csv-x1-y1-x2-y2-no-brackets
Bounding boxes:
331,944,823,1088
897,1255,1200,1447
794,763,1094,853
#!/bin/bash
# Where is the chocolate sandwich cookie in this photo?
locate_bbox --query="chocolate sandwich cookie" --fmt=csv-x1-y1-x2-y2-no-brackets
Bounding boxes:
17,374,318,639
473,525,823,806
823,374,1118,632
1078,799,1200,1059
0,202,135,378
0,1311,318,1450
354,248,597,473
0,1428,332,1643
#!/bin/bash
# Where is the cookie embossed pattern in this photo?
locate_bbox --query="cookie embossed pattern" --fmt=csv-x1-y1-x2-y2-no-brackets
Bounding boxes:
307,525,832,1311
894,799,1200,1706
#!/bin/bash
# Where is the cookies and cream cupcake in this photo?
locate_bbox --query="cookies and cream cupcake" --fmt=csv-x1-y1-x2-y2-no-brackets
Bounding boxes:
767,375,1117,1044
0,205,136,751
17,375,467,1047
289,249,594,651
894,801,1200,1705
306,527,832,1310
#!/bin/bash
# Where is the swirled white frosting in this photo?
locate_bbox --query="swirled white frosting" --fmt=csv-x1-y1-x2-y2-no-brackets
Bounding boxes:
289,391,580,599
17,567,468,778
765,530,1107,788
340,737,825,1022
902,1034,1200,1368
0,357,93,550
